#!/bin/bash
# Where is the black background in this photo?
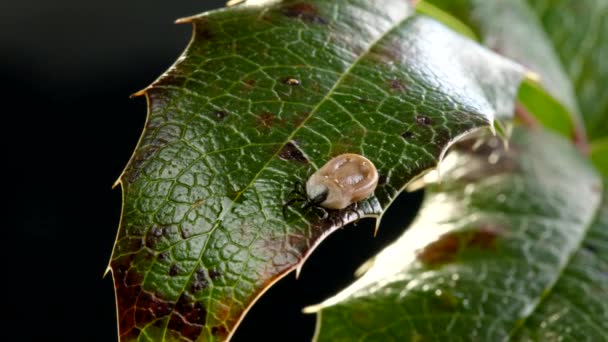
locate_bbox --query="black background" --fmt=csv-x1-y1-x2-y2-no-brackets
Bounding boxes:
4,1,421,340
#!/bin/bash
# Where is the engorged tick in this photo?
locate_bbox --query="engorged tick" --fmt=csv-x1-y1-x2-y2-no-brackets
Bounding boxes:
282,153,379,218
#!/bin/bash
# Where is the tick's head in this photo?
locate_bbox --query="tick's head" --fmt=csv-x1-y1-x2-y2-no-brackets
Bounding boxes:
305,182,328,205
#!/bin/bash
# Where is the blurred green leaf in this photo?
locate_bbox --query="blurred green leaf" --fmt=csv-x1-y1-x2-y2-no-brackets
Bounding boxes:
423,0,608,140
310,128,603,340
527,0,608,140
108,1,525,340
591,138,608,177
514,179,607,340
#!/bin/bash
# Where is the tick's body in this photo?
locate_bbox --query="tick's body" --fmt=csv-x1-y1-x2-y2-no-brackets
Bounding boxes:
306,153,379,210
283,153,379,218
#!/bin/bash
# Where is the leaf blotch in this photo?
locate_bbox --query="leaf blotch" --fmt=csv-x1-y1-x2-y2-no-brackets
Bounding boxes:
191,269,209,292
243,79,256,88
257,111,276,128
212,325,229,338
388,79,407,91
208,269,221,280
279,140,309,163
194,18,214,40
158,252,169,262
145,225,175,248
168,294,207,340
401,131,414,139
135,292,174,326
213,110,229,121
417,226,502,266
282,3,328,24
415,115,433,126
169,264,180,276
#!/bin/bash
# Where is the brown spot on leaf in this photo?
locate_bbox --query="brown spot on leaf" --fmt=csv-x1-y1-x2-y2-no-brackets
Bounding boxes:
168,293,207,340
122,327,141,341
145,225,170,248
330,134,359,155
282,3,328,24
191,198,205,209
279,140,309,163
195,18,214,40
415,115,433,126
287,233,308,250
169,264,180,276
212,325,229,338
213,110,229,121
135,292,174,326
257,111,276,128
191,269,209,292
283,77,301,86
243,79,256,88
126,142,166,183
389,79,406,91
208,269,221,280
168,315,202,341
113,255,170,339
150,226,164,237
401,131,414,139
417,226,502,266
158,252,169,262
125,268,142,287
181,227,192,239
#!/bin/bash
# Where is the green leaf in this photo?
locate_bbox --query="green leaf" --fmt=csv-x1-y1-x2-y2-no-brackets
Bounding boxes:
422,0,608,138
526,0,608,140
422,0,608,140
415,1,477,40
514,180,608,340
308,128,603,340
108,1,526,340
591,138,608,177
516,79,572,136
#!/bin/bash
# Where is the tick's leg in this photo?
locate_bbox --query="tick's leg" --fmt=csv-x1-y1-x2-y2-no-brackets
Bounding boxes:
318,207,329,219
282,198,303,218
295,181,306,195
352,202,361,225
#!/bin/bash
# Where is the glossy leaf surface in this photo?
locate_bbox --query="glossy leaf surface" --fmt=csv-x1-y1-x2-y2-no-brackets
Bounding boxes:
514,181,608,340
310,128,602,340
108,0,525,340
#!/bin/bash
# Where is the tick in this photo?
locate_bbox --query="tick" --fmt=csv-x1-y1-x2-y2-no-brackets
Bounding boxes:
283,153,379,218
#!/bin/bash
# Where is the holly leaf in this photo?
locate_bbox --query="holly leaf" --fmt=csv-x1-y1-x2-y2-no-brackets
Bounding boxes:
307,128,603,340
108,1,525,340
